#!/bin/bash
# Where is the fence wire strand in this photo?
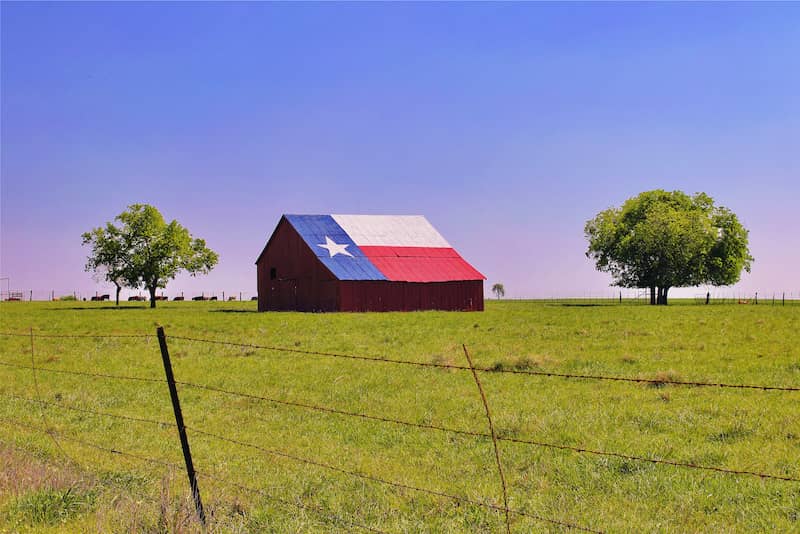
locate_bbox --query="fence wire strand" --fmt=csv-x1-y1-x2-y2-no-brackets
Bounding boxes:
0,331,151,339
0,360,165,384
174,380,800,482
187,426,602,533
1,392,176,429
167,334,800,392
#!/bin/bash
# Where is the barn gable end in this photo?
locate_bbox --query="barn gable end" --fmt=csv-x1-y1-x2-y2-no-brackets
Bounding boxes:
256,217,339,312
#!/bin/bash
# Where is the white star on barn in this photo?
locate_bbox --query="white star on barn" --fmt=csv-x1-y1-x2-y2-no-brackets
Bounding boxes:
318,236,353,257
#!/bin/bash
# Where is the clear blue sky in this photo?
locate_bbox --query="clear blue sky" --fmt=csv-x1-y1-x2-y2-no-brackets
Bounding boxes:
1,2,798,299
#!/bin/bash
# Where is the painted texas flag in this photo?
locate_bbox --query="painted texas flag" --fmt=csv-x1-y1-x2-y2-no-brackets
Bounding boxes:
285,214,485,282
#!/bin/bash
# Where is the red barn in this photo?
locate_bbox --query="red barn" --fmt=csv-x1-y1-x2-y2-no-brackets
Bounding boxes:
256,214,485,312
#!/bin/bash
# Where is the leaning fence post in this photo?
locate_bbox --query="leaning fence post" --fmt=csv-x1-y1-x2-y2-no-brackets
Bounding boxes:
462,345,511,534
157,326,206,527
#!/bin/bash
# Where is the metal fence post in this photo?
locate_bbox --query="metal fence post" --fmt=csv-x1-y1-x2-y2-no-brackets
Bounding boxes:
157,326,206,526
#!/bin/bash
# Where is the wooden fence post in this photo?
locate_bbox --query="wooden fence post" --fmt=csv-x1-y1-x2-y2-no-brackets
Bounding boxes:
157,326,206,526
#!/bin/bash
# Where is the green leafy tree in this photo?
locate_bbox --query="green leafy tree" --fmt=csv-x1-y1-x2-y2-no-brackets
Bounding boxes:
491,283,505,299
82,223,130,306
83,204,218,308
585,190,752,305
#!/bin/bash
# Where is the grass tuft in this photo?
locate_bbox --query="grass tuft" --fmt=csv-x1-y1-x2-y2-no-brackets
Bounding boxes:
708,422,753,443
6,487,95,526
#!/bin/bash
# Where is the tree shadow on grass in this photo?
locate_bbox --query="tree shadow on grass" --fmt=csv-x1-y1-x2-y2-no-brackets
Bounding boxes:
550,303,615,307
47,306,149,311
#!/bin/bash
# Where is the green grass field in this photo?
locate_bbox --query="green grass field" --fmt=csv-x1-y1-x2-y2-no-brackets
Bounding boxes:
1,300,798,533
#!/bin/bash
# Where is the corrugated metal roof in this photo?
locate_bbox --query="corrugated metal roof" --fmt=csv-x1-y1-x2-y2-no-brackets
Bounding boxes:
283,214,484,282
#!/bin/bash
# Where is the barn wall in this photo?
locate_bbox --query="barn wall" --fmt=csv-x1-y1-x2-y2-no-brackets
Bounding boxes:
339,280,484,312
256,218,339,312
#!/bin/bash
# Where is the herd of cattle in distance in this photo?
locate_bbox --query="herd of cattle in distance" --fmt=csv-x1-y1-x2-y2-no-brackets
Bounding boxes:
83,294,257,302
120,294,257,301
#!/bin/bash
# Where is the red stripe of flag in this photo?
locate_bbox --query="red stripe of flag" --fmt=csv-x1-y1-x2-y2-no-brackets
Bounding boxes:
359,246,485,282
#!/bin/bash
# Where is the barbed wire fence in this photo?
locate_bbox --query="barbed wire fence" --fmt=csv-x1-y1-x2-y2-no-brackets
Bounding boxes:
0,329,798,532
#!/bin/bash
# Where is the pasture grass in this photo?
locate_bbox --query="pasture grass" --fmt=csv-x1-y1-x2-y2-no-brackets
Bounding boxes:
0,299,798,532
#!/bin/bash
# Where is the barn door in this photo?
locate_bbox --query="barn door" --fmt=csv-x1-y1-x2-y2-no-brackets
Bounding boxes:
271,279,297,310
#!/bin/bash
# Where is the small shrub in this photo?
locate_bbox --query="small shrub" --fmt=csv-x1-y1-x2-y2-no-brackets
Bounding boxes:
59,295,78,301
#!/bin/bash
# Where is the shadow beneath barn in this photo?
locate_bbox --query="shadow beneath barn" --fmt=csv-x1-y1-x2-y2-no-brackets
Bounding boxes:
209,309,258,314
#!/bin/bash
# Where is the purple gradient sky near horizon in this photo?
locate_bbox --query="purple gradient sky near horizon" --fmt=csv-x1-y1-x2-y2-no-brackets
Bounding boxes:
1,3,798,300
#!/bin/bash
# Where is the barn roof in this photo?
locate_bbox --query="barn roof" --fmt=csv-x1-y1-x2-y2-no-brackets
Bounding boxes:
262,214,485,283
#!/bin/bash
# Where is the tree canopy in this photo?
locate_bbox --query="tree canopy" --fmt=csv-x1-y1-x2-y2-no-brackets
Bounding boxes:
82,204,218,308
584,190,752,305
82,223,130,305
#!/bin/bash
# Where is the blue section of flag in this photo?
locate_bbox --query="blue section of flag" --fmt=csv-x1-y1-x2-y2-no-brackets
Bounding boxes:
285,214,387,281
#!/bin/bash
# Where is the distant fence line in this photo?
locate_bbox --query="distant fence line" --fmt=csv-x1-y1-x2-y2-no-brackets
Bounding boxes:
503,290,800,305
1,328,798,532
0,290,258,302
2,289,800,304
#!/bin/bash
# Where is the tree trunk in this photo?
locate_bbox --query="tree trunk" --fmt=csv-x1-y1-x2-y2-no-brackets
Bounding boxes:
115,284,121,306
149,285,157,309
657,286,669,305
650,286,656,305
